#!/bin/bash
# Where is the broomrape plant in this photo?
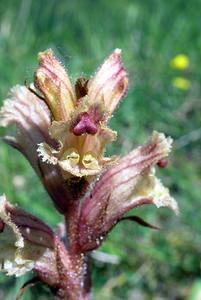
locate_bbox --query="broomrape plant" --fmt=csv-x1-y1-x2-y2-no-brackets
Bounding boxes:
0,49,178,299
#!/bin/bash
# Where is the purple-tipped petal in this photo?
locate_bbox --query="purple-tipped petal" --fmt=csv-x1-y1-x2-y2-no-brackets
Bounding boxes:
35,49,75,121
87,49,128,117
78,132,178,251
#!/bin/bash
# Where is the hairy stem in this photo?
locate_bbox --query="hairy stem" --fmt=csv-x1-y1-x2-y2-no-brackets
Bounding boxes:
63,200,91,300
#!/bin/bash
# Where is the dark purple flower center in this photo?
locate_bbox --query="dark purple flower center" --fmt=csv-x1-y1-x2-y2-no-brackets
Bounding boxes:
72,112,98,136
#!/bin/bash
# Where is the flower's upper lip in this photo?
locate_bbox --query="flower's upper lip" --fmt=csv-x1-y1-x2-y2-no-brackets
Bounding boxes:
35,49,75,121
34,48,128,123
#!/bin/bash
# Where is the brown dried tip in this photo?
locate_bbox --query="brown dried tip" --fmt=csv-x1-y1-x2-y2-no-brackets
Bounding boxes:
75,77,89,99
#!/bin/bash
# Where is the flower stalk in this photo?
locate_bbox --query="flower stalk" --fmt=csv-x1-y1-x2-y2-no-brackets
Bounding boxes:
0,49,177,299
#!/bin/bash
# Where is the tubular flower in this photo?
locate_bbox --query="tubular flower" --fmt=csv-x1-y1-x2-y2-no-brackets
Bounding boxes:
78,131,178,251
0,194,59,283
35,49,128,179
0,85,73,213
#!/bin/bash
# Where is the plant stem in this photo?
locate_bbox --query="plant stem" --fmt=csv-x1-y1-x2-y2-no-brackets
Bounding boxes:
63,200,91,300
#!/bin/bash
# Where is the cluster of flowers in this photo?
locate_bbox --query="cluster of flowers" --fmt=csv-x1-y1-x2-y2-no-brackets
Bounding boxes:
0,49,177,299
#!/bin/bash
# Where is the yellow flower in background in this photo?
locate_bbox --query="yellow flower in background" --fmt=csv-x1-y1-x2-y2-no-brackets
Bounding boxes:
172,77,191,90
170,54,189,70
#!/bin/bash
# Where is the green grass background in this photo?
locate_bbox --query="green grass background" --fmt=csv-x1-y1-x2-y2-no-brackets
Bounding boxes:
0,0,201,299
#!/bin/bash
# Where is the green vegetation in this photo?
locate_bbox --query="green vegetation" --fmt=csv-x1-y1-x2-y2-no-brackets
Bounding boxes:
0,0,201,299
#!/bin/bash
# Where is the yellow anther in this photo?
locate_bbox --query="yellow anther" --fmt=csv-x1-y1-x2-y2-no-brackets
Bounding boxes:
82,152,99,170
62,148,80,165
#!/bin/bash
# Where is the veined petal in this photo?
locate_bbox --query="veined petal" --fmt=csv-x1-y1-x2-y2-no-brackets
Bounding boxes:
34,49,75,121
0,194,58,282
78,132,178,251
87,49,128,117
0,86,72,213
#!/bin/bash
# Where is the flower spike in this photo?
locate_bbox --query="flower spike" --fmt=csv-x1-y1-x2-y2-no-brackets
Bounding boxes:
0,49,178,299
